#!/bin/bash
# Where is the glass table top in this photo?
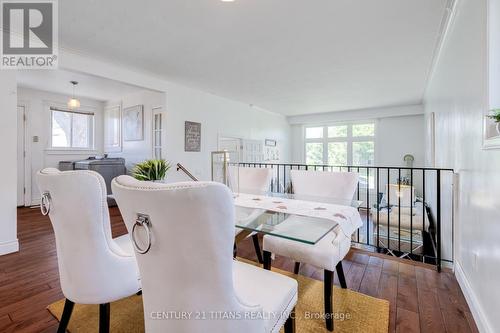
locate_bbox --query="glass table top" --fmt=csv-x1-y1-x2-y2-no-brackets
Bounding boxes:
234,191,362,245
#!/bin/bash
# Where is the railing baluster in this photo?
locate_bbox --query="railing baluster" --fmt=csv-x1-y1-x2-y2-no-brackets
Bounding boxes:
376,168,380,249
398,168,401,253
410,169,413,255
230,161,452,270
366,167,370,246
357,167,360,243
436,170,441,272
387,168,390,253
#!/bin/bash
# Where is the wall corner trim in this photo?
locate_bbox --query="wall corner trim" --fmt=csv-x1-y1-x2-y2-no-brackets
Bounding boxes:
0,239,19,256
455,261,494,333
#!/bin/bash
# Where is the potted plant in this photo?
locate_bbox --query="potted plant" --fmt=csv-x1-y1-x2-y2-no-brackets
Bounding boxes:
488,109,500,135
131,159,171,182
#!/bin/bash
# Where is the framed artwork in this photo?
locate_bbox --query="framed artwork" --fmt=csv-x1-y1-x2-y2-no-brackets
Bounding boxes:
123,105,144,141
484,0,500,148
185,121,201,152
265,139,277,147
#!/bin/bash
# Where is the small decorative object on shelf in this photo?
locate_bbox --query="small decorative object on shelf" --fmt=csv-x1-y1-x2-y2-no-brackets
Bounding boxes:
131,159,171,181
483,108,500,149
487,109,500,134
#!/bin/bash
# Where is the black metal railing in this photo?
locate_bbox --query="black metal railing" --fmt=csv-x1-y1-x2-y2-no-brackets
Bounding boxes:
233,162,454,271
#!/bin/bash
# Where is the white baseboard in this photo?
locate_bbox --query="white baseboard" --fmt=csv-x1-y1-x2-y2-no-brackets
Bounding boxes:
455,261,493,333
0,239,19,256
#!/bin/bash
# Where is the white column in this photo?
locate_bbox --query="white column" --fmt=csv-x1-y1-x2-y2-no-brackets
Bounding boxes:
0,71,19,255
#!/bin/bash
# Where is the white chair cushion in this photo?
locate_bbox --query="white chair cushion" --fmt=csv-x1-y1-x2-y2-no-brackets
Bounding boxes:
263,228,351,272
233,261,298,333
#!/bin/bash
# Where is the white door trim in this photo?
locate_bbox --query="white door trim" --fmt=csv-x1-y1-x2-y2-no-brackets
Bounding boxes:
17,102,32,207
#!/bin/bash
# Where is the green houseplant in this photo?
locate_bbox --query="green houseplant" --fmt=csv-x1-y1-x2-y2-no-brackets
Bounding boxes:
131,159,171,181
488,109,500,134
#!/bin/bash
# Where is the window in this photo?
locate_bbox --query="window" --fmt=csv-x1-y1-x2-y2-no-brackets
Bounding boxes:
104,105,121,153
153,111,163,159
304,122,375,166
50,107,94,149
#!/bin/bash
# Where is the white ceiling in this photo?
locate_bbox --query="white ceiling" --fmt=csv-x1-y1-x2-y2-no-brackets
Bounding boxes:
59,0,447,115
17,69,149,102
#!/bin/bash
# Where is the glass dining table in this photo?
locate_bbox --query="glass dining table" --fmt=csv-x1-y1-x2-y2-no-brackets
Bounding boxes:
233,191,362,245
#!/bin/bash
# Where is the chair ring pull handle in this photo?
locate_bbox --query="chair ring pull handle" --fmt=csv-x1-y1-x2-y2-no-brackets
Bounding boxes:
132,214,152,254
40,192,51,216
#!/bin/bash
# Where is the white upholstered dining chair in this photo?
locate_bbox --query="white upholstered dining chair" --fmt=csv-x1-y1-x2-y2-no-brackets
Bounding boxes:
263,169,359,331
36,168,141,333
112,176,298,333
227,165,273,194
228,166,273,263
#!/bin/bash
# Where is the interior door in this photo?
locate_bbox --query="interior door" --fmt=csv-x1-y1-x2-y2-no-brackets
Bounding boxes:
218,137,241,164
242,139,264,163
17,105,25,207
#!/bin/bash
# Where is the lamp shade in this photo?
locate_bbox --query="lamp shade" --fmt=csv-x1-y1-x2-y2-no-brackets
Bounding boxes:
67,98,81,109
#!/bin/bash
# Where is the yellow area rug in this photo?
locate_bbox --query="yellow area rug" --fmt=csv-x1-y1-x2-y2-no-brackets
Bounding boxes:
48,261,389,332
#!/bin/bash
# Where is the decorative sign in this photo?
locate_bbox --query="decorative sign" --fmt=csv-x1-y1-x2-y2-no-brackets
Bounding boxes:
185,121,201,152
265,139,277,147
123,105,144,141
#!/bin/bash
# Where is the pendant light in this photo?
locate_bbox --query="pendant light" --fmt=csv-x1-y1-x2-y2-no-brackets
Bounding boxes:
67,81,81,109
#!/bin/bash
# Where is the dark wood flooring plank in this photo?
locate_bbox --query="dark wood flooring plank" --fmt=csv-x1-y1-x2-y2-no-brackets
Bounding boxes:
397,274,419,313
0,207,478,333
417,288,446,333
396,308,420,333
378,272,398,333
359,265,382,297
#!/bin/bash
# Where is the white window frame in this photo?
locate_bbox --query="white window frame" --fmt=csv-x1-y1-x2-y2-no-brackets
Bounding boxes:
304,121,377,166
47,103,95,151
104,104,122,153
152,106,164,159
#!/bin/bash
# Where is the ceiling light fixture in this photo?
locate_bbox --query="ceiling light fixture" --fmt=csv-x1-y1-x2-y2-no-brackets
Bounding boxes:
67,81,81,109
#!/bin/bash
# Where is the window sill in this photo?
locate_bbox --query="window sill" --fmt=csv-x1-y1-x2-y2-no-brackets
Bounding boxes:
45,149,99,155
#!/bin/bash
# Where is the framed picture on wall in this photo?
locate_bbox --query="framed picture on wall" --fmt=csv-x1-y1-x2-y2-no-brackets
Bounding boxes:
123,105,144,141
484,0,500,148
185,121,201,152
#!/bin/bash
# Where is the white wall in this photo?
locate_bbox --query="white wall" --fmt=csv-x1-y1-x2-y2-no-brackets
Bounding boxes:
0,72,19,255
106,90,165,169
58,51,291,183
163,87,291,182
17,87,105,204
424,0,500,332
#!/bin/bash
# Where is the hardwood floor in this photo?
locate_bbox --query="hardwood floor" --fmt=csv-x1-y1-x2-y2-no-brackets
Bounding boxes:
0,207,478,333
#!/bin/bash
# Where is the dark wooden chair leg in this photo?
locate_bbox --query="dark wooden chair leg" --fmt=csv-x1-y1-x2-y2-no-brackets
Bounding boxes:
294,262,300,275
263,250,272,270
57,299,74,333
324,269,334,331
99,303,110,333
284,307,296,333
336,261,347,289
252,234,264,264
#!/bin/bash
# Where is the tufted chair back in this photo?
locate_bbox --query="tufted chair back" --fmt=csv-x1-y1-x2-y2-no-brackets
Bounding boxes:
290,170,359,200
112,176,264,332
228,166,273,193
36,168,140,304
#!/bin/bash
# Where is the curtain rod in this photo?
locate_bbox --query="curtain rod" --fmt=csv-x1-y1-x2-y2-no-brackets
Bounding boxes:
49,106,95,116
